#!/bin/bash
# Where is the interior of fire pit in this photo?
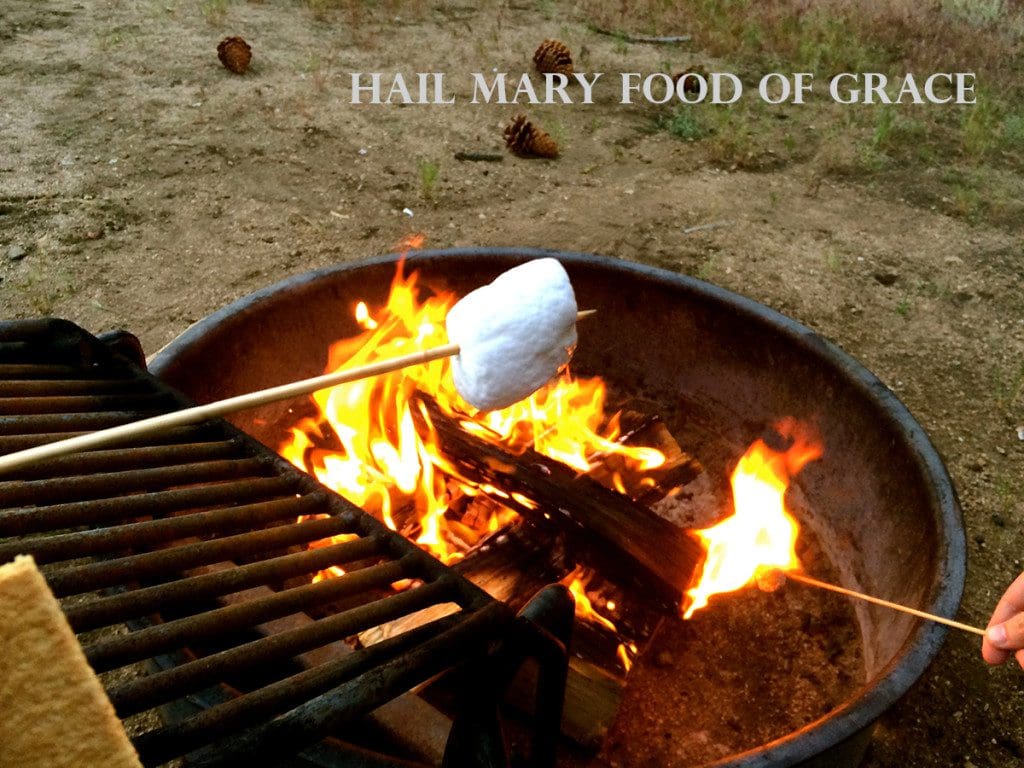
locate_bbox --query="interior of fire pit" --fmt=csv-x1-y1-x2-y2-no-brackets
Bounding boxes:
150,248,965,768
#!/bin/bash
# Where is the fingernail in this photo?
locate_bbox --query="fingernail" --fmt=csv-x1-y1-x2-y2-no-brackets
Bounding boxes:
987,624,1008,647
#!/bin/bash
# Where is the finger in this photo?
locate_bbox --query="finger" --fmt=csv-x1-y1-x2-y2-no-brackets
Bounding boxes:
988,572,1024,628
1016,648,1024,670
983,611,1024,666
982,633,1011,665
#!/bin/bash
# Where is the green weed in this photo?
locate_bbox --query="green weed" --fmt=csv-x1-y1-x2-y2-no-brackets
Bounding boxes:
1002,113,1024,151
418,158,440,201
655,107,705,141
993,358,1024,410
199,0,230,24
963,92,1000,157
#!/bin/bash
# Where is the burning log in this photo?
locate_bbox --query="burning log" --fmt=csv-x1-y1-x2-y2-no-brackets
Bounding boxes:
416,397,704,614
583,411,702,507
357,521,570,647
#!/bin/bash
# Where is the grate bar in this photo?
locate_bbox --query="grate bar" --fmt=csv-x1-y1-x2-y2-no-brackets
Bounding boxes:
0,393,177,415
6,441,241,481
185,601,507,768
107,577,455,716
0,475,299,537
66,535,383,632
0,411,169,433
0,363,110,379
85,554,422,671
0,458,269,508
0,492,329,564
0,424,218,454
131,613,464,764
46,514,355,596
0,379,149,396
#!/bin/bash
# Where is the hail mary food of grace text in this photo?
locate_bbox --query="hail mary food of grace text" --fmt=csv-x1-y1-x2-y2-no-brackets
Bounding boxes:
349,72,977,106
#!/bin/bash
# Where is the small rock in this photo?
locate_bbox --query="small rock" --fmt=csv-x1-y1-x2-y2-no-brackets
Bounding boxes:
992,513,1006,528
1016,425,1024,441
873,271,899,287
6,244,27,261
969,456,987,472
654,651,674,668
83,228,104,241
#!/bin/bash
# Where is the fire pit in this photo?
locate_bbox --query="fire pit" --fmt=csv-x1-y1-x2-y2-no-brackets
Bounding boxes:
150,247,966,768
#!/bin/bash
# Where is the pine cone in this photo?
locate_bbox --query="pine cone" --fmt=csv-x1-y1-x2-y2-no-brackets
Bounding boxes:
217,36,252,74
533,39,574,76
504,114,559,159
673,66,708,95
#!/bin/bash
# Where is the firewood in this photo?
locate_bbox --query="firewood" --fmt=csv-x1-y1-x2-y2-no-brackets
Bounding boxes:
507,656,624,750
584,412,702,506
415,397,704,615
358,521,570,646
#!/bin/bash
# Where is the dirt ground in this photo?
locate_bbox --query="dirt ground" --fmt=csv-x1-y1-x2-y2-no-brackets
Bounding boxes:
2,1,1023,766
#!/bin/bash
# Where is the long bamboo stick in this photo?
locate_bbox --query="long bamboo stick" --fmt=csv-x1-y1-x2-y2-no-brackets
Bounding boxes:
786,570,985,637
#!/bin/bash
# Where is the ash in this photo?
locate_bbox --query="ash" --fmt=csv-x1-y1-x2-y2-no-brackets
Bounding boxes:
600,532,863,767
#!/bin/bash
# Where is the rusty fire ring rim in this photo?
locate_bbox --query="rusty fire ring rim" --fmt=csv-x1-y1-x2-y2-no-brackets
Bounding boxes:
150,247,966,768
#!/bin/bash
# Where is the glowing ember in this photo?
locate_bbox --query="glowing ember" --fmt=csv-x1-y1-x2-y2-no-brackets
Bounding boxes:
296,514,359,583
682,419,822,619
279,247,666,585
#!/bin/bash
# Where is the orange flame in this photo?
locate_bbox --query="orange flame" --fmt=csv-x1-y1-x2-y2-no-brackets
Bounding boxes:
279,255,665,595
682,419,822,619
561,566,617,633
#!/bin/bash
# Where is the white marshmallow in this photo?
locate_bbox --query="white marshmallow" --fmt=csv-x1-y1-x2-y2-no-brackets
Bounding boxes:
446,258,578,411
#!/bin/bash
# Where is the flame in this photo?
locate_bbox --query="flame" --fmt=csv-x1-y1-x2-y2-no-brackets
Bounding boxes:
682,419,822,619
561,566,617,633
280,252,666,585
562,566,633,672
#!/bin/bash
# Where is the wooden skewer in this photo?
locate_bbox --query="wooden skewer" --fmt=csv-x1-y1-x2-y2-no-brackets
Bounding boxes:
786,570,985,637
0,310,595,475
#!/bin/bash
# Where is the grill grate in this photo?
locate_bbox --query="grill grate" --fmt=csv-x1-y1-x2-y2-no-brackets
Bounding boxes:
0,319,569,768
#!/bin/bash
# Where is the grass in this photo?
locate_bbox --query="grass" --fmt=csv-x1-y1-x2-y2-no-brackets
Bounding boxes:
581,0,1024,229
993,358,1024,411
654,107,705,140
418,158,440,202
16,265,74,315
199,0,230,25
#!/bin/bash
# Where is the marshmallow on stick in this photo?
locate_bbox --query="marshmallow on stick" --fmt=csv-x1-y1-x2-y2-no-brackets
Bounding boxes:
0,259,585,474
446,258,578,411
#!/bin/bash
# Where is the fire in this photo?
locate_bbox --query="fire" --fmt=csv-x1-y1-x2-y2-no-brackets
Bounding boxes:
682,419,822,619
279,252,666,580
561,566,637,673
561,566,617,633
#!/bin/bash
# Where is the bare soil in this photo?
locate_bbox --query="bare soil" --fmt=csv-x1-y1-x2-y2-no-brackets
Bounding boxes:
2,2,1023,766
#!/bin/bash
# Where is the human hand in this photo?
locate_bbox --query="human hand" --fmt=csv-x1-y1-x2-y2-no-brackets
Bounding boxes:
983,571,1024,668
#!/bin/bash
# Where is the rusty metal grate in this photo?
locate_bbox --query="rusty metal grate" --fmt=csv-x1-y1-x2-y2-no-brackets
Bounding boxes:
0,319,568,768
